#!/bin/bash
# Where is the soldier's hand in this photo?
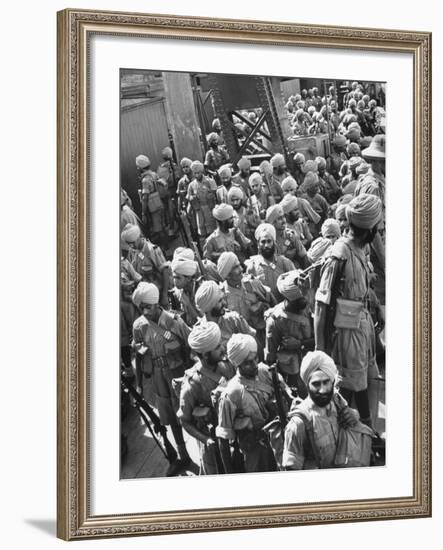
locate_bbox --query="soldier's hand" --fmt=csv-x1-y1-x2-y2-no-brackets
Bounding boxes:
205,437,217,447
282,336,301,350
338,407,359,429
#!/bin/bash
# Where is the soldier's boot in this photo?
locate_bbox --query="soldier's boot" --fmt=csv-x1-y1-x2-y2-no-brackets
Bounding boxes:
166,444,191,477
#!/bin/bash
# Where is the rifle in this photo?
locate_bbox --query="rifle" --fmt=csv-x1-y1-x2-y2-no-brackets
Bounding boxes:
121,375,178,466
269,363,288,429
178,210,208,279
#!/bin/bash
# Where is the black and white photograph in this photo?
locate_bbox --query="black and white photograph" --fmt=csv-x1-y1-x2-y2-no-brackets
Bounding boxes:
119,69,386,479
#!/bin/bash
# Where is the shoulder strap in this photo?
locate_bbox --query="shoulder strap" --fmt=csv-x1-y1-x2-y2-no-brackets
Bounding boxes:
290,409,321,468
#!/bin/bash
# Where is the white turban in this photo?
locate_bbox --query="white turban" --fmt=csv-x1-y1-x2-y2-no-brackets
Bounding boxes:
277,271,303,301
218,164,232,177
217,251,238,280
346,193,383,229
180,157,192,168
227,186,244,201
173,247,195,261
195,281,223,313
249,172,263,186
191,160,204,172
188,322,221,353
238,157,251,170
132,282,159,308
171,258,198,277
266,204,284,225
300,351,338,386
271,153,285,168
121,223,141,243
303,159,319,174
255,223,276,242
227,334,257,367
213,203,234,221
281,194,299,214
321,218,341,239
135,155,150,168
281,176,298,193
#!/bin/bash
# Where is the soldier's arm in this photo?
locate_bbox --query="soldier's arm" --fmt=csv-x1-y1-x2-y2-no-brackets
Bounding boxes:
313,256,341,351
178,385,211,445
282,417,306,470
215,392,238,474
265,316,280,365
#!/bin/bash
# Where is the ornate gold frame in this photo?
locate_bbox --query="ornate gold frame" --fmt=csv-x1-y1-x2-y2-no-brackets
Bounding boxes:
57,8,432,540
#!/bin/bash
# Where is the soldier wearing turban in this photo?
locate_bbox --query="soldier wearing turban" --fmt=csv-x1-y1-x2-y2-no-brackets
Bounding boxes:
169,258,201,327
282,351,361,471
186,159,218,245
247,172,274,221
298,173,329,240
265,269,314,388
121,223,170,308
205,130,229,173
176,157,194,213
232,157,252,200
131,281,193,475
203,202,251,265
266,154,287,203
216,334,290,473
315,155,341,204
177,322,235,475
314,192,383,427
266,204,310,269
135,154,165,237
327,135,348,181
217,252,275,360
194,280,256,350
245,223,296,301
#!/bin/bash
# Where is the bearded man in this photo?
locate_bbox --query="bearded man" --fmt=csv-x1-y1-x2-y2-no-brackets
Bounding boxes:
282,351,361,470
194,280,256,349
314,194,383,427
178,322,235,475
245,223,295,301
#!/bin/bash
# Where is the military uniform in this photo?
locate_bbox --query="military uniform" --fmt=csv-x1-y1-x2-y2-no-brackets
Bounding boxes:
265,302,313,378
186,176,218,238
203,227,251,264
216,364,284,472
222,276,275,358
128,238,167,290
245,254,295,301
169,286,201,328
315,237,378,392
195,311,256,350
283,395,340,470
132,309,191,425
140,169,165,236
232,173,251,199
269,174,285,203
318,172,341,204
177,360,235,474
275,227,309,268
205,147,229,172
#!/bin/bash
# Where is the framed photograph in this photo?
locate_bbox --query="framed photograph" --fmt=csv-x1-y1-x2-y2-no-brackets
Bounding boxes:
57,8,431,540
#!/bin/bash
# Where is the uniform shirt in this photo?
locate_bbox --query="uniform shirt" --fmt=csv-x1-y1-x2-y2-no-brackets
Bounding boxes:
195,311,256,350
203,227,251,264
275,227,309,268
222,277,274,330
176,174,191,210
177,360,235,430
216,364,275,440
132,309,190,361
169,286,201,328
354,168,385,205
283,396,339,470
232,173,251,199
245,254,296,300
265,302,312,371
205,147,229,172
186,177,217,209
128,239,167,285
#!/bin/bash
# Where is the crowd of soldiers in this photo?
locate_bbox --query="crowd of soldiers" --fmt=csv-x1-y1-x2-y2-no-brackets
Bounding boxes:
120,80,386,476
